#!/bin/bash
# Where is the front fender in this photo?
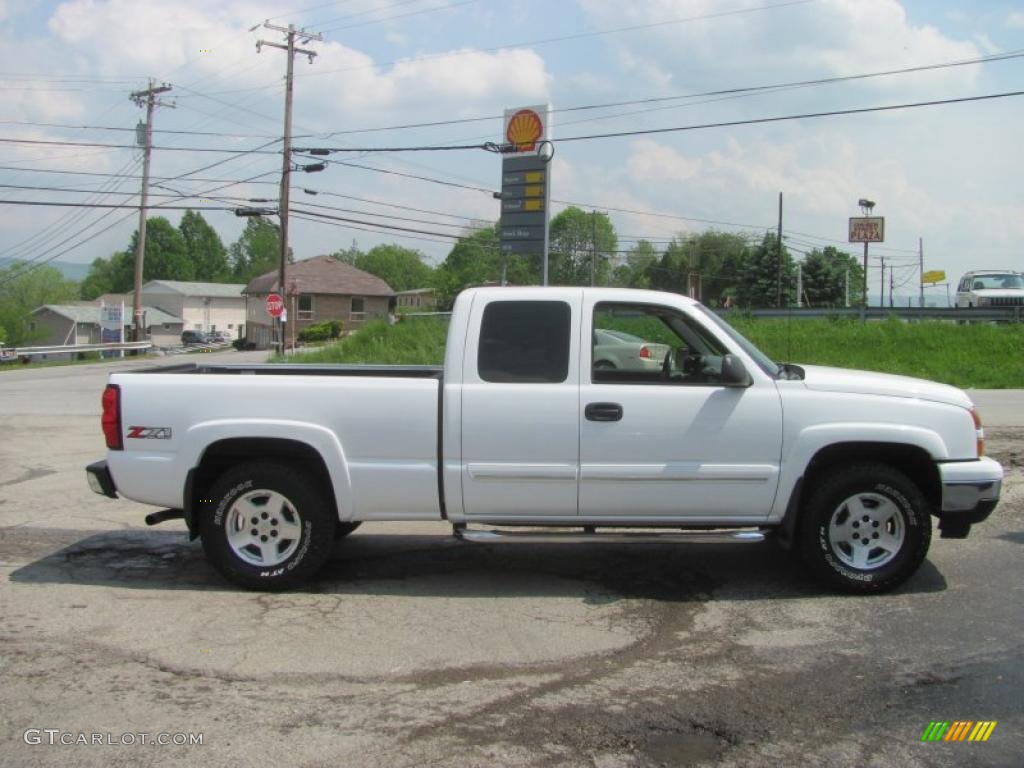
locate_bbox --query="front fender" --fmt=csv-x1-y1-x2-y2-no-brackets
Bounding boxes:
771,422,948,520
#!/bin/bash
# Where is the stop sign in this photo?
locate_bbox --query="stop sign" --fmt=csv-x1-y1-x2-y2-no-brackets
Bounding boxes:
265,293,284,318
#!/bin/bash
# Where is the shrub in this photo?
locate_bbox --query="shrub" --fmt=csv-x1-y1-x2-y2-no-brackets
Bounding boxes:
298,319,343,343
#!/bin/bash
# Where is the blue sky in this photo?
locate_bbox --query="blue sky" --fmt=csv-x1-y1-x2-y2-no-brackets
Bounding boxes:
2,0,1022,302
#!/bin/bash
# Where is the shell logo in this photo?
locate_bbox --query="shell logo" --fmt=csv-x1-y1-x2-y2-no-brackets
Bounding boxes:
506,109,544,152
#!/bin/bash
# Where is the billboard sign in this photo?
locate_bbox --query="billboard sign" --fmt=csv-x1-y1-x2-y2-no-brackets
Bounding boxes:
921,270,946,284
100,303,123,344
849,217,885,243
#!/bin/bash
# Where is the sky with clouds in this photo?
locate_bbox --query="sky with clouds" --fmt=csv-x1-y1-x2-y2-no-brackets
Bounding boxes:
2,0,1022,302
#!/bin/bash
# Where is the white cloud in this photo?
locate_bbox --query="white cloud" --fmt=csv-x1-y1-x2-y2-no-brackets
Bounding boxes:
576,0,982,97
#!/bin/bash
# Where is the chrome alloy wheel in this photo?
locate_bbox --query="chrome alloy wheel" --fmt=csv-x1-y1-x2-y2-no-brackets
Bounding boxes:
827,492,906,570
224,489,303,567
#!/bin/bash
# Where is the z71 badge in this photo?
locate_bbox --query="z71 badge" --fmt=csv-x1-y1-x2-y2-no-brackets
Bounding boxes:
126,426,172,440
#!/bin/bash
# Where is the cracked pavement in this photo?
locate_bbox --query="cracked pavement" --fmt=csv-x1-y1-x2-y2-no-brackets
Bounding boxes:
1,352,1021,767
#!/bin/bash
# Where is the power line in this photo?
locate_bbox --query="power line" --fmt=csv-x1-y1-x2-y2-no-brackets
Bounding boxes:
319,0,481,34
0,137,282,154
552,90,1024,144
0,120,282,140
298,49,1024,138
300,0,816,80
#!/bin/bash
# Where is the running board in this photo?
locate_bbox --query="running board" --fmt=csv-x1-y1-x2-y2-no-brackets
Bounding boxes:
453,526,766,545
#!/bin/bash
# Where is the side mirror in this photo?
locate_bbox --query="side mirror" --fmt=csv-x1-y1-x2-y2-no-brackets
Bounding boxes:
720,354,752,387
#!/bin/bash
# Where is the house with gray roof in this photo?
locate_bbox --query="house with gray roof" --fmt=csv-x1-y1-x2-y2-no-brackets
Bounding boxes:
244,256,395,349
29,303,184,358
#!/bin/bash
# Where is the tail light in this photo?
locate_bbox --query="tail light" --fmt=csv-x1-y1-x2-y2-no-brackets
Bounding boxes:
970,407,984,457
639,345,650,359
102,384,123,450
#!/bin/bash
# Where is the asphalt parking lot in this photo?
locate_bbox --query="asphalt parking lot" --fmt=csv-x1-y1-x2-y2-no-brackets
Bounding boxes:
1,351,1021,767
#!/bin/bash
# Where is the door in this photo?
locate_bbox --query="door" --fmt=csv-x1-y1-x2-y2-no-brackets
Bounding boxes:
460,293,582,519
579,300,783,522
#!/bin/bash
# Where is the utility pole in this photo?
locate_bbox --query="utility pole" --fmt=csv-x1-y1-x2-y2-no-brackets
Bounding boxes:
844,268,849,308
796,262,802,308
919,237,924,307
776,192,783,307
591,210,598,287
257,22,321,354
880,256,885,308
889,264,894,308
129,80,172,342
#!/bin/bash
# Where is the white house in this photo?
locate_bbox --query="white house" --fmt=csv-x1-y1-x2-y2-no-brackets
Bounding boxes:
137,281,247,340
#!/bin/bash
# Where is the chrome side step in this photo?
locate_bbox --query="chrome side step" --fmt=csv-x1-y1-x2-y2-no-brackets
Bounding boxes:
453,526,766,545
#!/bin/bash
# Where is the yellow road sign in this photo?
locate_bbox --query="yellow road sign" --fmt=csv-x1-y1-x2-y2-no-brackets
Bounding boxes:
922,270,946,284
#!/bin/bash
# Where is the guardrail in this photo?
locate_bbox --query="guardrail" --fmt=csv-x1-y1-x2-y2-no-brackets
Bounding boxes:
403,306,1023,322
713,307,1022,321
2,341,153,360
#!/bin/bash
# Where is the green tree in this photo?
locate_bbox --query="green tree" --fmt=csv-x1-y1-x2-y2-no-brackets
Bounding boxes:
0,263,80,346
646,231,751,303
229,217,290,283
433,225,537,308
80,217,193,298
800,246,863,307
80,255,119,300
179,210,228,281
548,207,618,285
127,217,192,282
612,240,658,288
329,240,363,265
354,244,433,292
734,232,795,308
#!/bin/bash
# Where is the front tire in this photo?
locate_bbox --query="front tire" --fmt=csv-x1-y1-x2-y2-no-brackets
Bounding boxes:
798,463,932,594
200,462,336,590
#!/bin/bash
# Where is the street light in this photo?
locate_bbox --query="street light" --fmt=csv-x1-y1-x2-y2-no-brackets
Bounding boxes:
858,198,876,215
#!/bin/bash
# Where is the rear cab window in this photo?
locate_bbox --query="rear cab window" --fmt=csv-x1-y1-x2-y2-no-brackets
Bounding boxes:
478,301,572,383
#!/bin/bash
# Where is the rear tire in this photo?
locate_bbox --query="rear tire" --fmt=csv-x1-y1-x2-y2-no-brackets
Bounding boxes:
200,461,336,590
798,463,932,594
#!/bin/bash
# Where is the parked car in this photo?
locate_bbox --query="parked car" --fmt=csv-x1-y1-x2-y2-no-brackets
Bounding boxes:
955,271,1024,308
181,330,208,346
87,286,1002,594
592,328,672,371
208,331,230,344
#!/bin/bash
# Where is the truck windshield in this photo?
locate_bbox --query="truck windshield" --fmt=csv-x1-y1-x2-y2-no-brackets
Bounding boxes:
694,306,781,378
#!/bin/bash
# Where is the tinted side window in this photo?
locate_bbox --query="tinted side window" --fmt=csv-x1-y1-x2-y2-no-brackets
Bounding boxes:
478,301,571,383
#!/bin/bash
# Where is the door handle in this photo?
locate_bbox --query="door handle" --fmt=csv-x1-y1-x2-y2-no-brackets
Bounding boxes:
585,402,623,422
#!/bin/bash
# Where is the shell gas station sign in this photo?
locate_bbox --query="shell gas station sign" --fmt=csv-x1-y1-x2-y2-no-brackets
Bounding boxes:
500,105,551,261
503,106,547,154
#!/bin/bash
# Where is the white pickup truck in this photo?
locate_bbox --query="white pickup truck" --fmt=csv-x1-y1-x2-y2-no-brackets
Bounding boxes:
87,287,1002,593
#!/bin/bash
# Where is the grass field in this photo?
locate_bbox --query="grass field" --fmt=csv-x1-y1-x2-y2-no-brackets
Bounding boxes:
282,315,1024,388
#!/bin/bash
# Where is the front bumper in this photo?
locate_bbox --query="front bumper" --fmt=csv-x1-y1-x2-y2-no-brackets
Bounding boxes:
86,460,118,499
936,457,1002,537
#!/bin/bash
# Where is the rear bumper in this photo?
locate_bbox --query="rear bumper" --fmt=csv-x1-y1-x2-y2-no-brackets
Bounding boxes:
86,460,118,499
935,457,1002,535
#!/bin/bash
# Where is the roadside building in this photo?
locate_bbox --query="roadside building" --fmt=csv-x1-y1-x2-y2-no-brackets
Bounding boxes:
395,288,436,312
28,304,183,359
244,256,395,349
138,280,247,340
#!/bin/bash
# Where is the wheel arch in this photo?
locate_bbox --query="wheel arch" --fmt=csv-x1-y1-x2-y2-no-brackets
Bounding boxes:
778,441,941,547
187,437,341,540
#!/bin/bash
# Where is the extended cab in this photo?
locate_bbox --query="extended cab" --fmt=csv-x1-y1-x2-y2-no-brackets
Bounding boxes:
87,288,1003,592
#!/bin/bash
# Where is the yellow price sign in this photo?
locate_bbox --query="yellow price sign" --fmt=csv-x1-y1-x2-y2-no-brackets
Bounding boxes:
524,171,545,183
523,199,544,212
922,270,946,284
523,185,544,197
